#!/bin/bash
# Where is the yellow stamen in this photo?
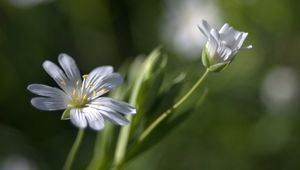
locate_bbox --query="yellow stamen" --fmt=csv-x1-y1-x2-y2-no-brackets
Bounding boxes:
93,90,96,97
72,89,76,96
100,89,109,94
60,80,66,86
82,74,88,78
83,94,88,100
88,83,93,88
76,80,80,86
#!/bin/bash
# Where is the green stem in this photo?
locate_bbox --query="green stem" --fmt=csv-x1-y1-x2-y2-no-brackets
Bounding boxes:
63,128,85,170
138,69,209,142
86,124,112,170
112,69,209,169
111,117,132,170
112,91,140,169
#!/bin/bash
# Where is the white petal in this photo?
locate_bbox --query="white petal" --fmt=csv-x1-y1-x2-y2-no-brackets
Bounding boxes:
206,35,219,58
219,25,235,36
219,23,229,34
88,73,123,99
236,32,248,49
99,107,129,125
31,97,68,111
85,66,113,87
95,73,123,92
216,44,233,61
83,107,105,130
70,108,87,128
58,53,82,86
27,84,67,98
198,20,212,38
93,97,136,114
88,103,129,125
42,60,71,93
222,48,233,61
82,66,114,94
220,27,241,48
231,32,243,50
210,28,220,41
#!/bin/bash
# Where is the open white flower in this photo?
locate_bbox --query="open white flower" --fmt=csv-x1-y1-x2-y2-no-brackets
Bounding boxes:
27,53,136,130
199,20,252,72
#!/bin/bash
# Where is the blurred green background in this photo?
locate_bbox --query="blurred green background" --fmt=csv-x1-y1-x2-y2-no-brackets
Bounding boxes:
0,0,300,169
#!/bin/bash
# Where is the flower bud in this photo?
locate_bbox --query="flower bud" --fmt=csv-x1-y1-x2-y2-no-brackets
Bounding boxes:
199,20,252,72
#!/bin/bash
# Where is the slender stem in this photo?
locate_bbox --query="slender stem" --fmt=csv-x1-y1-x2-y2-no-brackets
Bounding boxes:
111,119,132,170
63,128,85,170
85,131,103,170
112,71,142,170
112,69,209,169
138,69,209,142
86,124,112,170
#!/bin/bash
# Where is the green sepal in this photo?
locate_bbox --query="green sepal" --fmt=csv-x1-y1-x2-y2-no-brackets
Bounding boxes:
208,62,230,72
201,47,210,68
202,46,234,72
61,108,71,120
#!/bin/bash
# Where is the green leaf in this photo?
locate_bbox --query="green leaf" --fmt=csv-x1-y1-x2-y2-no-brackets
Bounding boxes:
145,73,186,124
126,108,193,161
126,88,209,161
127,55,146,88
129,49,168,136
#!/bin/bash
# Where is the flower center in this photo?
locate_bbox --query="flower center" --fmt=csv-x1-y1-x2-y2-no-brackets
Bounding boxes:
62,76,109,108
61,77,91,108
68,90,89,108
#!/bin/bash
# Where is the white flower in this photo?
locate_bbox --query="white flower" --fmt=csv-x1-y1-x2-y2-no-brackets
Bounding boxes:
199,20,252,72
27,53,136,130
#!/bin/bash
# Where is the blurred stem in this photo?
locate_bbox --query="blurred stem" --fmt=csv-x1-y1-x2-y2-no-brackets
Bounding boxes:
111,118,132,170
63,128,85,170
86,125,111,170
112,78,141,170
138,69,209,143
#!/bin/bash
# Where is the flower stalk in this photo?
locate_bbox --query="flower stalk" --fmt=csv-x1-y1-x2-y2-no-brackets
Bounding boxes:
112,95,138,170
138,69,209,143
111,50,153,170
63,128,85,170
86,124,112,170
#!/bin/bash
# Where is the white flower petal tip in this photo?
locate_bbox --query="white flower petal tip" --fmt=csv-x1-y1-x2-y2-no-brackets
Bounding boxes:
199,20,252,72
57,53,82,85
124,106,136,115
91,97,136,114
89,120,105,131
245,45,253,49
28,53,136,130
127,108,136,115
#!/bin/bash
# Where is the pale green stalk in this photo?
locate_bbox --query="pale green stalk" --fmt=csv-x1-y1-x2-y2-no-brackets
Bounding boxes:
138,69,209,143
112,74,142,170
63,128,85,170
112,69,209,169
111,118,132,170
112,99,136,170
86,124,112,170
